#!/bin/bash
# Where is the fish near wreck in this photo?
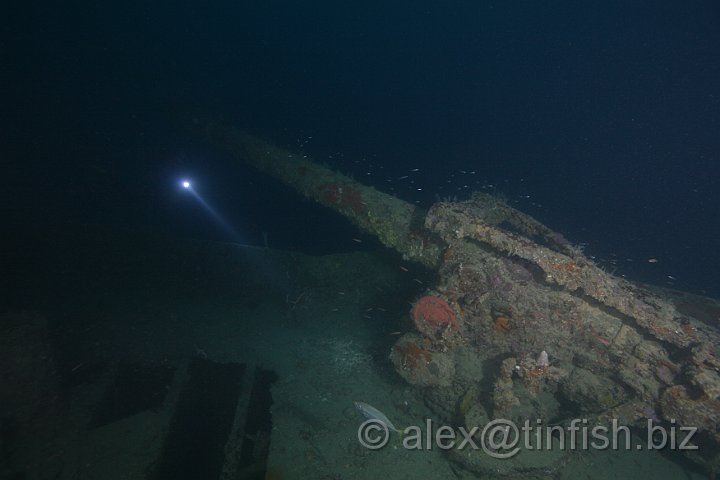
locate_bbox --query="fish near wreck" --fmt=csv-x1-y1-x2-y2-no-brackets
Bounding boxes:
354,401,401,433
193,118,720,477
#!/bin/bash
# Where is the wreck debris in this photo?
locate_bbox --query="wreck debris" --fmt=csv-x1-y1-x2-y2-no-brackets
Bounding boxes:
389,333,455,387
193,119,720,476
493,357,520,419
516,352,567,396
661,385,720,443
425,198,699,348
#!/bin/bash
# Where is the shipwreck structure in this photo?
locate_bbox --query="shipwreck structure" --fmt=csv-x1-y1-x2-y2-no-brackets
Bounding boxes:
192,116,720,476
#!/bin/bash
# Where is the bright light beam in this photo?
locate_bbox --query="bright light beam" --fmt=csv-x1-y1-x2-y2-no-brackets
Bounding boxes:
179,178,243,241
177,177,287,291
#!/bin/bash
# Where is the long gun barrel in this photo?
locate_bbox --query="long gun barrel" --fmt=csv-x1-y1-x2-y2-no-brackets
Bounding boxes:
195,117,443,269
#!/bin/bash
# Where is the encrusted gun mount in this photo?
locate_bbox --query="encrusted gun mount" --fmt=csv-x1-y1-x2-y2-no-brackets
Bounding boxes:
193,118,720,476
414,194,720,473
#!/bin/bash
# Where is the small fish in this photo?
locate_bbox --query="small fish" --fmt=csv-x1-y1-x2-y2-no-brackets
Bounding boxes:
354,401,401,433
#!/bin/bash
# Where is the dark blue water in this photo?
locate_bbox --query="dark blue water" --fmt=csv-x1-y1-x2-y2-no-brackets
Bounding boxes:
6,0,720,296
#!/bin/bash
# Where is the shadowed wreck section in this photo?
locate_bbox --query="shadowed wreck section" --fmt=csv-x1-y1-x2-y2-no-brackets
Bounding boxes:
193,117,720,476
191,116,444,269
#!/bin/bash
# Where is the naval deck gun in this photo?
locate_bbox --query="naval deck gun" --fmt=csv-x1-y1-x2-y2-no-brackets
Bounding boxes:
192,117,720,476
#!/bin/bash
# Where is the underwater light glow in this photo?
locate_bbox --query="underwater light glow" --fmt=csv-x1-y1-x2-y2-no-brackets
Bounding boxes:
178,177,243,241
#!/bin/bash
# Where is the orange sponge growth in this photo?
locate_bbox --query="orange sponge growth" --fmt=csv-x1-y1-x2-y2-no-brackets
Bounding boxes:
411,295,459,340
